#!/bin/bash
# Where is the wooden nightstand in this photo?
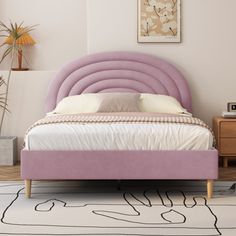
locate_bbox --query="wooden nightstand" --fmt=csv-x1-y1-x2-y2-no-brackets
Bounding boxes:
213,117,236,167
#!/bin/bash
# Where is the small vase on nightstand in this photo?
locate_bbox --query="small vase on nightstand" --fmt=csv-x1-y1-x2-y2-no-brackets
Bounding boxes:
0,136,17,166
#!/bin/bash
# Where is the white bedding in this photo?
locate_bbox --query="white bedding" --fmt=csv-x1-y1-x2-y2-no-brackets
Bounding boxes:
25,123,213,150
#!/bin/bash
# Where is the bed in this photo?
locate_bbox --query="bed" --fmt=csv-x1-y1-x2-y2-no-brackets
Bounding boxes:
21,51,218,198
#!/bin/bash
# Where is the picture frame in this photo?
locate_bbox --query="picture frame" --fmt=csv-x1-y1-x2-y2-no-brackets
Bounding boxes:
138,0,181,43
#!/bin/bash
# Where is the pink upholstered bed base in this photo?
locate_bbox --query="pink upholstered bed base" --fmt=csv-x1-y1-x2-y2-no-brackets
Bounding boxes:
21,150,218,180
21,51,218,198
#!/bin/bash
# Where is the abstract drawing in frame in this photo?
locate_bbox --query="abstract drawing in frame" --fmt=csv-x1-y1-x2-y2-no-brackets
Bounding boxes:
138,0,181,42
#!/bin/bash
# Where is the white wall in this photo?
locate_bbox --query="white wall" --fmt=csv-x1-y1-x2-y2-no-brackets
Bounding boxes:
0,0,236,160
0,71,55,157
87,0,236,125
0,0,87,70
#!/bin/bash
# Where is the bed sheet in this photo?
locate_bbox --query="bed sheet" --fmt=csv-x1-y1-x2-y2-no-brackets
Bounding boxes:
25,123,213,151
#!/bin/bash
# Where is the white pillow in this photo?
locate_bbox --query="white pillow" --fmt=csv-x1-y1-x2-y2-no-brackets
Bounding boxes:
51,94,99,114
139,93,191,115
50,93,140,114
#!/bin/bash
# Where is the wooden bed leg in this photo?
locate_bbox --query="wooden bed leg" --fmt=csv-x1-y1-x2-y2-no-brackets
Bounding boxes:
25,180,32,198
207,180,213,199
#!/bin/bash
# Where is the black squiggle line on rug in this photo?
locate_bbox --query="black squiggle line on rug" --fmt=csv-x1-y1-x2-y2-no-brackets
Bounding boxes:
92,190,219,231
0,187,25,224
35,199,88,212
0,187,222,236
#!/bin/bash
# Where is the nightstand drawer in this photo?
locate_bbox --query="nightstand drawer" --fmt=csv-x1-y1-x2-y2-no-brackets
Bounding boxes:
220,138,236,154
220,122,236,137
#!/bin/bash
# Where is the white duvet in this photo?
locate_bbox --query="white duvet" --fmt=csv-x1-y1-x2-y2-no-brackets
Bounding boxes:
25,123,213,150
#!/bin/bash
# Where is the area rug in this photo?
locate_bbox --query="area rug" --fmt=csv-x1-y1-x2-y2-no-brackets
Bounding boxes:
0,180,236,236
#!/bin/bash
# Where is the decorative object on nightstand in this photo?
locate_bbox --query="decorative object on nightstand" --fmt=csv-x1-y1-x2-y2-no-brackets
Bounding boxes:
3,25,36,71
222,111,236,118
227,102,236,112
213,116,236,168
222,102,236,118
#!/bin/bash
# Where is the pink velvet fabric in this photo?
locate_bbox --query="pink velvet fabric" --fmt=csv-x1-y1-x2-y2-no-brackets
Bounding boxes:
21,150,218,180
45,51,192,113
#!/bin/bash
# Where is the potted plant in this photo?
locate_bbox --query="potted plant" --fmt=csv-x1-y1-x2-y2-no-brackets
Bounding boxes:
0,21,36,165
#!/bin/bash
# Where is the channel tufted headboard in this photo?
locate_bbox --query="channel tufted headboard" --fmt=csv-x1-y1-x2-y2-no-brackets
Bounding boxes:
45,51,192,113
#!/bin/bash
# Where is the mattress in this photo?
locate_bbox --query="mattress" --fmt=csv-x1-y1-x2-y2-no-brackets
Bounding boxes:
25,123,213,150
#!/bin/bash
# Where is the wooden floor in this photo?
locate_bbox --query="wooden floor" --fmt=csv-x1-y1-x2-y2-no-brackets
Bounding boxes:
1,162,236,181
0,163,21,180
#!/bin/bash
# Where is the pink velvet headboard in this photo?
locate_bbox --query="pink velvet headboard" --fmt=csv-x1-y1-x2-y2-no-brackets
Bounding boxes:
45,51,192,113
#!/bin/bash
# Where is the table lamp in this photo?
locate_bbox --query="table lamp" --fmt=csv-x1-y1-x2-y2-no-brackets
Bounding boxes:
4,28,36,71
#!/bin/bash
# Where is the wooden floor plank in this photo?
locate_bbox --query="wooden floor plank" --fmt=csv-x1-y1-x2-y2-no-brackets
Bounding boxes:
0,163,21,180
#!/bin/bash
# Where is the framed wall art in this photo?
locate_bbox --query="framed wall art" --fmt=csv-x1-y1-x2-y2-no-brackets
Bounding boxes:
138,0,181,43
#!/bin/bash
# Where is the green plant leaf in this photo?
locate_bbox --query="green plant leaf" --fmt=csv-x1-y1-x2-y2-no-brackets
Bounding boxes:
0,34,9,38
0,46,13,64
0,77,8,112
0,80,5,87
0,42,7,48
0,21,11,32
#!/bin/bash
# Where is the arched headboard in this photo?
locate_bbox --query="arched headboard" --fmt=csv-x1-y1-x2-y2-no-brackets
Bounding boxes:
45,51,192,113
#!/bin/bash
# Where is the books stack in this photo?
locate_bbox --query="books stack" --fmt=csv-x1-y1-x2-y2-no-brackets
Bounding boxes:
222,111,236,118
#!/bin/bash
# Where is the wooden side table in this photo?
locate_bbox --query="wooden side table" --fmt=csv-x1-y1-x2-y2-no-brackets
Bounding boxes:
213,117,236,167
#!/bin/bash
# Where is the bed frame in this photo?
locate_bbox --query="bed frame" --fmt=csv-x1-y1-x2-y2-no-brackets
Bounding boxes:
21,51,218,198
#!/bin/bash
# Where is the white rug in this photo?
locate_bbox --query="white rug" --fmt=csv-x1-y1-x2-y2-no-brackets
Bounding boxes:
0,180,236,236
